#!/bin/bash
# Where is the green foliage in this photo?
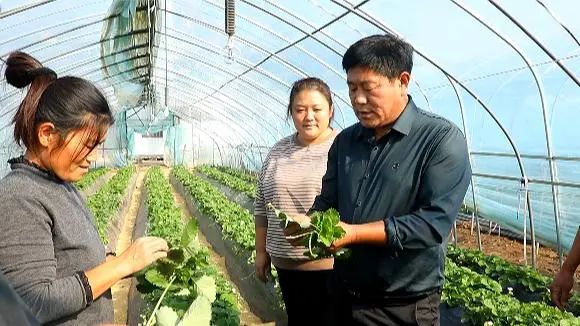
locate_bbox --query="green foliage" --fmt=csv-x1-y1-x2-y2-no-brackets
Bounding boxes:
75,167,109,190
86,166,135,243
213,165,258,184
140,167,240,326
198,165,256,199
443,259,580,325
173,166,255,251
447,245,551,293
267,204,350,260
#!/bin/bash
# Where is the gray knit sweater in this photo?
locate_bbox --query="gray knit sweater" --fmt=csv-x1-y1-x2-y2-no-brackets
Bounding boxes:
0,160,113,325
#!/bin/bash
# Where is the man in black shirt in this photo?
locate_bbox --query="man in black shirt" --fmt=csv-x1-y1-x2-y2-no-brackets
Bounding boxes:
286,34,471,325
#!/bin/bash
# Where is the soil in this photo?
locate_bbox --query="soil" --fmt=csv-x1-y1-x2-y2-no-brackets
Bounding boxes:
111,166,148,325
454,220,580,290
161,167,270,326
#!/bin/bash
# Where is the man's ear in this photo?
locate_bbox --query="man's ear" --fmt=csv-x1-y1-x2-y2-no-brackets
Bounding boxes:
399,72,410,95
37,122,57,148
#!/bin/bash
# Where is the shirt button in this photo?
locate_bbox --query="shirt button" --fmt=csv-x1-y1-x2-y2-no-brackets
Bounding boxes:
372,146,378,151
356,201,361,207
364,173,369,178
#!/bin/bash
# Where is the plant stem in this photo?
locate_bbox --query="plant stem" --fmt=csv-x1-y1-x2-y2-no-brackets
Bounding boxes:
145,274,177,326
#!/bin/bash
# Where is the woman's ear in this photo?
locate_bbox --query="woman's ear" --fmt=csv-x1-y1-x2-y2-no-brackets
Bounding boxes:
37,122,57,148
329,105,335,122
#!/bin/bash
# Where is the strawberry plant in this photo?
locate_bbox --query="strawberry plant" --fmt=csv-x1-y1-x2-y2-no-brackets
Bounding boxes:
198,165,257,199
75,167,108,190
213,165,258,184
140,167,240,325
86,166,135,243
267,203,350,260
173,166,255,251
443,259,580,325
447,245,551,299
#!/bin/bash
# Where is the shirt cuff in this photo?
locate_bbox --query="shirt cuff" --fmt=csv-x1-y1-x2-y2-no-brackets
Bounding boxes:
384,217,403,253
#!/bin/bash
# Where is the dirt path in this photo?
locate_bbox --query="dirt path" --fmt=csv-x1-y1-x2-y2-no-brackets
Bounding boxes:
160,167,270,326
112,166,148,325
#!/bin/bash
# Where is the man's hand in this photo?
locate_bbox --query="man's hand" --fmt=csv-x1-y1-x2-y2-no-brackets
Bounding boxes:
550,268,575,309
283,214,312,246
329,221,356,252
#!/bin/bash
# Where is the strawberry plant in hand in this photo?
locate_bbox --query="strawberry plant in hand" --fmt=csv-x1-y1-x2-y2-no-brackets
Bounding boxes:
267,203,351,259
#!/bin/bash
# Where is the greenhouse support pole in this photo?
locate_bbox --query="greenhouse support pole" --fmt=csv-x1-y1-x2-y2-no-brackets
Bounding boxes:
124,110,129,161
454,0,558,269
449,79,481,251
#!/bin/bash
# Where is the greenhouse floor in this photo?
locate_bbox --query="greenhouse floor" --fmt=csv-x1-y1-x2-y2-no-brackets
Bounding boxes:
455,220,580,290
106,166,269,326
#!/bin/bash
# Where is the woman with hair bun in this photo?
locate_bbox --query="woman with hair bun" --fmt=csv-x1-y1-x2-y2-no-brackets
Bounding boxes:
0,52,168,325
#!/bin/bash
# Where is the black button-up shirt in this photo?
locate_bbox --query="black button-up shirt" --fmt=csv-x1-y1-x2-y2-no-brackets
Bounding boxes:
310,97,471,298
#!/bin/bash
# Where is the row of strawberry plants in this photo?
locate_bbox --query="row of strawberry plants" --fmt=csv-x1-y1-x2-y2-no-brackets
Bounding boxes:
448,244,580,316
198,165,257,199
447,245,551,293
213,165,258,184
86,165,135,243
174,166,285,314
75,167,109,190
173,166,255,251
138,167,240,326
443,259,580,325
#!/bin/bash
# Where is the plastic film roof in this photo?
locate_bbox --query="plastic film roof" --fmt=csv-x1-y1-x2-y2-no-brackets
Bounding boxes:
0,0,579,255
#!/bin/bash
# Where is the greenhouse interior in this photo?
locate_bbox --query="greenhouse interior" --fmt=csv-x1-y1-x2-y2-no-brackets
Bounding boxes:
0,0,579,325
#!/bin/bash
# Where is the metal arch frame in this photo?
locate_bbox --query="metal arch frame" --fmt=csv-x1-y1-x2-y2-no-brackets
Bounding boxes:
104,66,280,145
168,100,259,149
161,116,230,166
0,15,135,59
0,62,152,118
161,91,264,147
111,72,275,146
167,97,255,150
448,78,482,251
204,2,345,79
240,0,433,112
149,66,280,143
0,3,354,129
0,13,103,48
332,1,541,265
0,57,256,148
105,82,268,148
0,32,289,121
154,35,289,117
488,0,580,88
536,0,580,47
452,0,562,266
0,18,340,130
0,0,55,19
162,9,350,128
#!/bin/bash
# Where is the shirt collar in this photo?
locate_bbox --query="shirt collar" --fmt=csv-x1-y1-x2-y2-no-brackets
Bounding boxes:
355,95,417,140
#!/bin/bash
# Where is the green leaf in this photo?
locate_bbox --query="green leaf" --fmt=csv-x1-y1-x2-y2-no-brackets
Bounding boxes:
146,269,171,288
178,296,213,326
180,219,198,247
156,306,179,326
167,249,186,265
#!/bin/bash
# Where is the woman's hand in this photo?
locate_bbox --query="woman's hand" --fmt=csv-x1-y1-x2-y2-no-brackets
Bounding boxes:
255,250,272,283
118,237,169,276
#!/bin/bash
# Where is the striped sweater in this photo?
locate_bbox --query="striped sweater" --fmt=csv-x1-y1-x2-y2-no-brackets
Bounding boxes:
254,132,336,270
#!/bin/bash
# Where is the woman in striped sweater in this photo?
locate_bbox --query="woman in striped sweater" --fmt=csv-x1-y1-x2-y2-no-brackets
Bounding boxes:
254,77,337,325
